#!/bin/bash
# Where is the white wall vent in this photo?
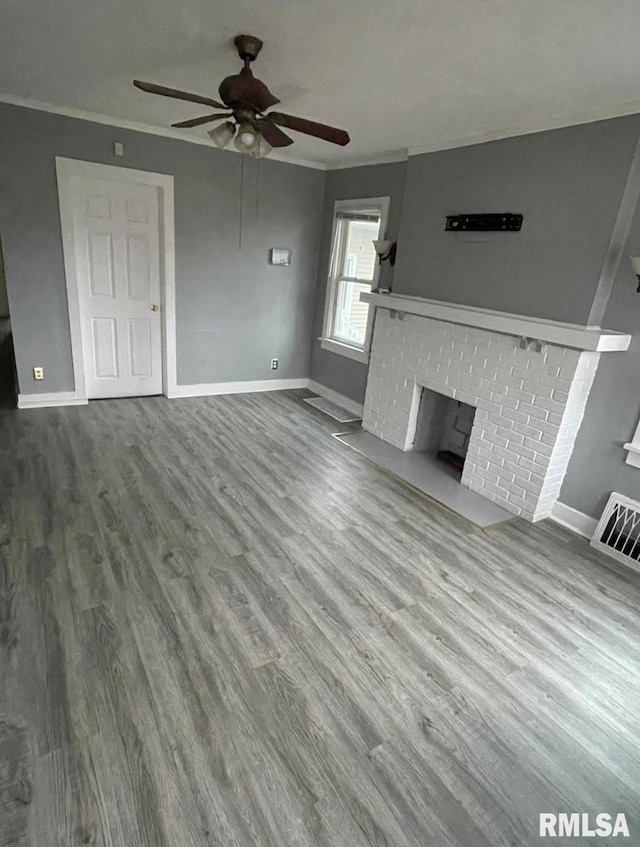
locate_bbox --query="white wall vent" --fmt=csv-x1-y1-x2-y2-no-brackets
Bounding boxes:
591,492,640,570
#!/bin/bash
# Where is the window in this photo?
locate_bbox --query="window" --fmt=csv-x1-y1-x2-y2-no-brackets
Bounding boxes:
321,197,390,363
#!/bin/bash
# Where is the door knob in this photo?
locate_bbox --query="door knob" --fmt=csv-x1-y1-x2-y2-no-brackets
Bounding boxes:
150,304,159,312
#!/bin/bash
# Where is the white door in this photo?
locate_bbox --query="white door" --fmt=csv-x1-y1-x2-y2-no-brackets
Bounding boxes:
71,176,163,398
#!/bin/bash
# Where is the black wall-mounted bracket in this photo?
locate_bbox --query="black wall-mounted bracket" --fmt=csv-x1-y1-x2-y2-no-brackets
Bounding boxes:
445,213,523,232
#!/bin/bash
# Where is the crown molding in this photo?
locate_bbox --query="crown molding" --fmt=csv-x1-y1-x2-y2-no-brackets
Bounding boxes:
0,94,327,171
326,149,408,171
5,91,640,174
407,99,640,157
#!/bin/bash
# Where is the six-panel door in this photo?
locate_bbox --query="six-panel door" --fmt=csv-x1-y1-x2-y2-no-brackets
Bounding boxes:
72,176,163,398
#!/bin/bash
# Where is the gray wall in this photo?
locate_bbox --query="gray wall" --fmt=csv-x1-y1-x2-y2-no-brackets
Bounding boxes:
0,102,324,395
560,193,640,519
310,115,640,406
393,113,640,519
393,115,640,324
305,113,640,523
308,161,406,404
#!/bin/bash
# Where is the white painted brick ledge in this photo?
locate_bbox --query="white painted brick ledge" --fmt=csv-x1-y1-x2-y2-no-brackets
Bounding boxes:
360,292,631,352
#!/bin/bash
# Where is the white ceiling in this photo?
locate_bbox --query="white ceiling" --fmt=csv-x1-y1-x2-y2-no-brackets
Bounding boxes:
3,0,640,168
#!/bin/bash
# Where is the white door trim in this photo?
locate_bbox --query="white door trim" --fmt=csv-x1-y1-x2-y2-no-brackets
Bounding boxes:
56,157,177,400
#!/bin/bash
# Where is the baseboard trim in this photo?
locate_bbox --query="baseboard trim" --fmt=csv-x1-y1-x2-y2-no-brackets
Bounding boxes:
168,378,309,399
18,380,310,406
307,380,364,418
550,501,598,539
17,391,88,409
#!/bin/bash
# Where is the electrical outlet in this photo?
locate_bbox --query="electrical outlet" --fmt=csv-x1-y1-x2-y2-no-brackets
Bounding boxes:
33,366,44,381
271,358,279,370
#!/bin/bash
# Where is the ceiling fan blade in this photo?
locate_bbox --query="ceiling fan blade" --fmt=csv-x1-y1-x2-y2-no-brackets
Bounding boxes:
268,112,350,146
257,120,294,148
133,80,226,110
172,113,231,128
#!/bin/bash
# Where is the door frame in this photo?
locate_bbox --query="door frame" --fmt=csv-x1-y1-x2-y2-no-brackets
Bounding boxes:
56,156,177,400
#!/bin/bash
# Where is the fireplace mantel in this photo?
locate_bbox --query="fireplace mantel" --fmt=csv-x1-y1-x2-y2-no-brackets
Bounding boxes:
360,292,630,353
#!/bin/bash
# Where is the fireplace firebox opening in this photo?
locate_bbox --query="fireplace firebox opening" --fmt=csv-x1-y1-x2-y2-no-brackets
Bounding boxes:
411,386,476,478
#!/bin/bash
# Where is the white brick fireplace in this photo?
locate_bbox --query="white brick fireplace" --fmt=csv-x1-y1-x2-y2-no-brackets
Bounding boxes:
360,293,631,522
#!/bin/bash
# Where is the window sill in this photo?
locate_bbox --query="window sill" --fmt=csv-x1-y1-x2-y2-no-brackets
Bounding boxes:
320,337,369,364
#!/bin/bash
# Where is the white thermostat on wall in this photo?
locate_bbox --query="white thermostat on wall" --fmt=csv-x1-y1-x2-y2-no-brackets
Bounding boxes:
270,248,291,266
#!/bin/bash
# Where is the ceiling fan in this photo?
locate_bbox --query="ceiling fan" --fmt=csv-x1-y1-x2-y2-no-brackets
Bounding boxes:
133,34,351,158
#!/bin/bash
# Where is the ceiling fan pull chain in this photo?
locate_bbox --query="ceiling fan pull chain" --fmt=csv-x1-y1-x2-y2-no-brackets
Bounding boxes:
238,153,245,251
255,155,261,224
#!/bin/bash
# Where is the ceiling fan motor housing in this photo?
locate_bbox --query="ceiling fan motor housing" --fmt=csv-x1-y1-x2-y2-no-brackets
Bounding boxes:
218,68,280,112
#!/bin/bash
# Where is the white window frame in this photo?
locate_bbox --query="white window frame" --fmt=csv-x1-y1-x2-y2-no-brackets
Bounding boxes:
321,196,390,364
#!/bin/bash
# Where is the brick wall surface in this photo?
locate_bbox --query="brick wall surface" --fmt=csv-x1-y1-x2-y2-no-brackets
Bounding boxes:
362,310,600,521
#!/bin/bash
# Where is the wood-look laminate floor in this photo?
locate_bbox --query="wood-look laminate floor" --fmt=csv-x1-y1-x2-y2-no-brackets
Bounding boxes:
2,387,640,846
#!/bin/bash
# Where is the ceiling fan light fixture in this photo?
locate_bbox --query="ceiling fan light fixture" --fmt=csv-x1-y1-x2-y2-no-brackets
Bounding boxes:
234,122,258,153
133,35,351,152
208,121,235,148
250,134,273,159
